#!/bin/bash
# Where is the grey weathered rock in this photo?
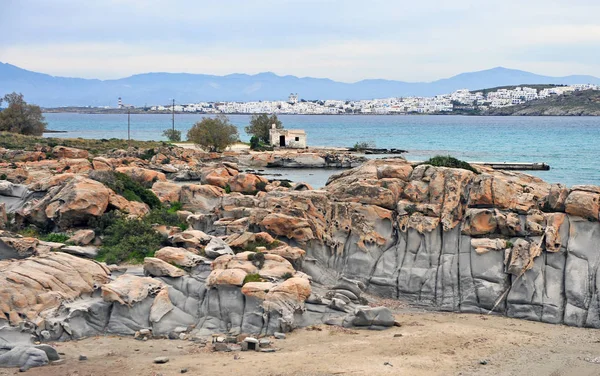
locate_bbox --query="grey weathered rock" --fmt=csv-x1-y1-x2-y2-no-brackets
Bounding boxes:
61,245,99,258
204,237,234,259
153,356,169,364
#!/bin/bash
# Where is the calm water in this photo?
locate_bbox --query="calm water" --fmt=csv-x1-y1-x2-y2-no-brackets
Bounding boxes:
42,113,600,187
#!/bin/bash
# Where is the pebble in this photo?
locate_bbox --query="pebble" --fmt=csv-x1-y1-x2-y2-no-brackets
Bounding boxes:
273,332,286,340
79,355,88,361
154,356,170,364
260,348,277,353
393,333,403,337
479,360,488,365
180,368,188,374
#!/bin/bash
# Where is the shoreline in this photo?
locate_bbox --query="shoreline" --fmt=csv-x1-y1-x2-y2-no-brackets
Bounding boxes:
41,109,600,117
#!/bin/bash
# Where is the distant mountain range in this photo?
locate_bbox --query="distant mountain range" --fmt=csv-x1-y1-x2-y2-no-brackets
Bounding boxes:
1,62,600,107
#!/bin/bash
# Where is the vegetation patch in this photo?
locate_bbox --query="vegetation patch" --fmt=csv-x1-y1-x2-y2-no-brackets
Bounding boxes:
41,233,71,243
404,204,418,216
90,171,161,209
247,252,266,269
281,272,294,280
144,206,188,231
420,155,479,174
0,132,162,155
242,239,282,253
95,214,163,265
243,273,263,285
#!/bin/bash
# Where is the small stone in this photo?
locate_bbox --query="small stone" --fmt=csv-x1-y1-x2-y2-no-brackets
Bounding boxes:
177,345,184,349
259,339,271,347
479,360,488,365
393,333,403,337
79,355,88,361
273,332,286,339
243,337,259,344
213,343,229,352
51,359,66,366
139,329,151,335
180,368,188,374
154,357,169,364
174,326,188,333
260,348,277,353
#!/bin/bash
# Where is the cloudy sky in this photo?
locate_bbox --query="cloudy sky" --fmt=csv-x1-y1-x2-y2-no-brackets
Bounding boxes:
1,0,599,82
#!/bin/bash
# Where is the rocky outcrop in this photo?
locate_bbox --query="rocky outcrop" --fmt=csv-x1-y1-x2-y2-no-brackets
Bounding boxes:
17,176,111,229
188,158,600,328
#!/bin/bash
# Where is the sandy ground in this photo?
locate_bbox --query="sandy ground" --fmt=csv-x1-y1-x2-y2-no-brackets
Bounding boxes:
5,310,600,376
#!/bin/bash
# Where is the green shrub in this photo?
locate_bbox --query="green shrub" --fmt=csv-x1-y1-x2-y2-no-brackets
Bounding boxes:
140,148,157,161
0,173,6,180
243,273,263,285
167,201,183,213
506,241,514,248
161,157,171,165
42,233,71,243
281,272,294,280
144,206,188,231
162,129,181,142
96,217,163,264
279,180,292,188
96,172,161,209
249,136,260,150
404,204,417,216
256,181,267,192
224,184,231,194
247,252,266,269
353,141,375,152
421,155,479,174
243,239,282,253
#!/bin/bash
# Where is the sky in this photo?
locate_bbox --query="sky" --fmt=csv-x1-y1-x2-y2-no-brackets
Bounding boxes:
1,0,600,82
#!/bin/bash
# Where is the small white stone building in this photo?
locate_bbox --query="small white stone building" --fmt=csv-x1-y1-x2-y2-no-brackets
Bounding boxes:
269,124,307,148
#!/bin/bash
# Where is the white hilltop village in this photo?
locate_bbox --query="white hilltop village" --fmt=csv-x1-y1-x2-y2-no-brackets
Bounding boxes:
145,84,599,115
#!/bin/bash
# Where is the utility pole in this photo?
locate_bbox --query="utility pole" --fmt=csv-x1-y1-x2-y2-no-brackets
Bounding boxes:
172,99,175,132
127,108,131,148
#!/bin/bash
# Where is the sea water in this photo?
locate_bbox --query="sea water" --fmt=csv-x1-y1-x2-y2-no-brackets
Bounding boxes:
42,113,600,187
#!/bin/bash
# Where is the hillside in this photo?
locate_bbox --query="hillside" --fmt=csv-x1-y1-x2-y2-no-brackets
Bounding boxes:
2,62,600,107
485,89,600,116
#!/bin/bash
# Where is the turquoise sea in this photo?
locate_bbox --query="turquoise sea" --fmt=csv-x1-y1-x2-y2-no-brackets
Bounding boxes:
42,113,600,187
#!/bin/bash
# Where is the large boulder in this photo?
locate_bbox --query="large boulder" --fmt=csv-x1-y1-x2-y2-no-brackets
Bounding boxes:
179,184,224,213
0,252,110,326
115,167,167,187
21,177,110,229
151,181,182,204
143,257,186,278
52,146,89,159
227,173,268,194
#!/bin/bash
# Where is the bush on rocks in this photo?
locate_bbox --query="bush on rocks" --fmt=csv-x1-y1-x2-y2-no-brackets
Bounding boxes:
420,155,479,174
90,171,161,209
96,214,163,264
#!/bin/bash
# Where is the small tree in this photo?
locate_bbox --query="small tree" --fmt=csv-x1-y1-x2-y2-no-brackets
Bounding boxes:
162,128,181,142
245,114,282,143
0,93,47,136
187,115,239,152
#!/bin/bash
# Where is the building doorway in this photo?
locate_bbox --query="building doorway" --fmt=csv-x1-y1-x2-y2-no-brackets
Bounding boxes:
279,135,286,147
